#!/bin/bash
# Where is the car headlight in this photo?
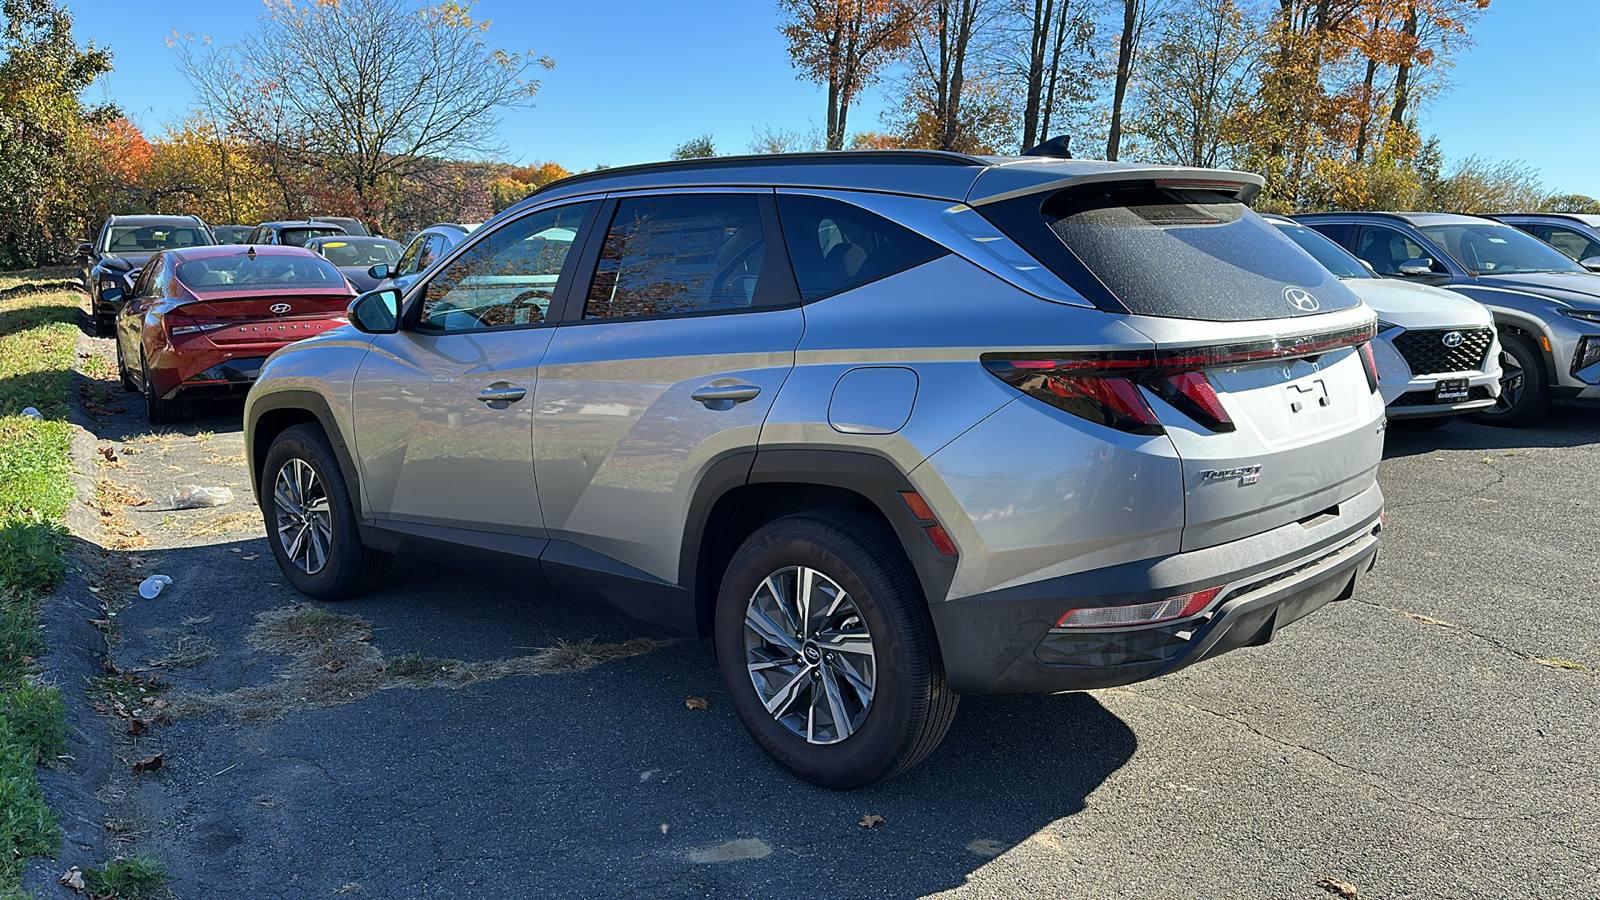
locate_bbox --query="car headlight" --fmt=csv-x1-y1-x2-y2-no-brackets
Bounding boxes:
1560,308,1600,324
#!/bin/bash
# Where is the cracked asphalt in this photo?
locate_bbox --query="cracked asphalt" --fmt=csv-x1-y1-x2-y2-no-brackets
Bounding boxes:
25,326,1600,899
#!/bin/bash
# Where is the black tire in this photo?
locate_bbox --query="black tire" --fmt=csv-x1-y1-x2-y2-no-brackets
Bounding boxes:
1470,331,1549,427
116,339,136,392
1392,415,1454,430
714,510,958,789
260,423,388,601
141,356,184,425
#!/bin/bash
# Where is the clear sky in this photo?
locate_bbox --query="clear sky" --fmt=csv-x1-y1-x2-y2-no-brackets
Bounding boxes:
64,0,1600,197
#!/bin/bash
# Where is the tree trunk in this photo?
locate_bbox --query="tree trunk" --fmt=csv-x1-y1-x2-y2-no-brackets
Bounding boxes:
1106,0,1140,161
1354,51,1377,163
1389,5,1417,130
1021,0,1052,150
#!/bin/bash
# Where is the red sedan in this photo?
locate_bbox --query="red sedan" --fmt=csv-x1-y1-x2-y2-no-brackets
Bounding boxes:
114,245,356,424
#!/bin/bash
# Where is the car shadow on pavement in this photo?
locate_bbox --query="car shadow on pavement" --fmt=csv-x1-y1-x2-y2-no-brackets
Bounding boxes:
1383,403,1600,458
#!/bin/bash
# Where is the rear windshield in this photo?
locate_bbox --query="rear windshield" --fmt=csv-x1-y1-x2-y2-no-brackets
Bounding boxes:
986,185,1361,321
176,255,347,292
104,225,213,255
315,239,402,267
279,227,346,247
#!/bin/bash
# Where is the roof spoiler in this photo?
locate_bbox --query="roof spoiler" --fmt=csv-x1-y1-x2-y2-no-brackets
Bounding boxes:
968,166,1266,207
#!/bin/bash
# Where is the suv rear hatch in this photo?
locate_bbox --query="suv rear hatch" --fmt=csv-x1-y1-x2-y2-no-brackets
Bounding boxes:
976,170,1385,551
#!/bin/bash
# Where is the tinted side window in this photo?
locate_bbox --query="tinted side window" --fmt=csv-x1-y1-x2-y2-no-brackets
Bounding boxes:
1307,222,1353,249
585,194,768,320
777,194,948,301
132,256,162,299
1354,225,1430,275
396,237,423,275
1535,225,1600,262
416,202,593,332
417,235,448,272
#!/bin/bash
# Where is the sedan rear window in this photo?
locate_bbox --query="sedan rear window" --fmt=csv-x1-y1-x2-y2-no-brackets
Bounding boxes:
984,185,1361,321
176,255,347,292
279,227,346,248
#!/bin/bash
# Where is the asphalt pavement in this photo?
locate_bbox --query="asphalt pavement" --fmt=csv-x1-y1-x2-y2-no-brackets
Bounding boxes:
24,327,1600,899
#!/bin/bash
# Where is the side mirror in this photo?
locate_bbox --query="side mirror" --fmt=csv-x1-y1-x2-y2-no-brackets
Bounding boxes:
367,263,390,281
1398,258,1436,277
76,242,93,259
348,288,401,334
1580,256,1600,273
1359,259,1378,275
101,286,124,304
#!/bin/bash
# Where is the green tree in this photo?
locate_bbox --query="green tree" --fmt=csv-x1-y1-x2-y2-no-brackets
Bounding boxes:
671,135,718,159
0,0,115,267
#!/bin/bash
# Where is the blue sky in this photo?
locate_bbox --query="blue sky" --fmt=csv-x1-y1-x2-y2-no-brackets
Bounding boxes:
66,0,1600,197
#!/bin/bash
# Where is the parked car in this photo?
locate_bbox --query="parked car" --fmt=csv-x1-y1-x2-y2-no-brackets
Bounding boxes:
245,152,1385,788
210,225,254,245
78,215,214,336
1263,214,1500,427
245,221,348,248
1490,213,1600,271
309,215,371,238
1297,211,1600,425
369,222,477,293
304,235,404,292
112,245,354,424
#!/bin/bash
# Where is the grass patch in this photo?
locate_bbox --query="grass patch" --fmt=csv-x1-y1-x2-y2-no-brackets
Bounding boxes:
1534,656,1590,672
82,854,168,899
0,278,82,890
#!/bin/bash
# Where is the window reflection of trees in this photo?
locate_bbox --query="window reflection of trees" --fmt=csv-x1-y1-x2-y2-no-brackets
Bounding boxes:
420,204,590,330
586,196,765,320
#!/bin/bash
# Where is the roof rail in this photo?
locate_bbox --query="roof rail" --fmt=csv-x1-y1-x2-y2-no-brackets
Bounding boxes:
532,149,989,198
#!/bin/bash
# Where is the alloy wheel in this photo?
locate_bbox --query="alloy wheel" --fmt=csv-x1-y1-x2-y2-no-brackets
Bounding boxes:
743,565,877,745
1494,348,1524,413
272,458,334,575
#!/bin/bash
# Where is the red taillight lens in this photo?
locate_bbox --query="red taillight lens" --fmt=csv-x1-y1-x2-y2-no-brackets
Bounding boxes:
1357,342,1380,393
1055,586,1223,629
1150,370,1234,432
982,356,1163,435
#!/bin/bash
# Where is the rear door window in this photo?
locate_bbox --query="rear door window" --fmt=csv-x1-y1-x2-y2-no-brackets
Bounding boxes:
775,194,948,301
1354,225,1432,275
986,185,1359,321
583,194,775,320
1533,225,1600,262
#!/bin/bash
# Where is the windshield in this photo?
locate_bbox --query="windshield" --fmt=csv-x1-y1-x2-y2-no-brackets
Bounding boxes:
1270,221,1372,279
314,239,402,267
211,226,252,245
1032,186,1360,321
175,254,348,293
1419,223,1585,275
103,225,213,255
279,227,346,248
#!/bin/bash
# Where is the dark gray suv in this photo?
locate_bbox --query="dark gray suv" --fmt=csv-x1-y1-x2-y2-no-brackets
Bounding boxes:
1298,211,1600,425
246,152,1386,787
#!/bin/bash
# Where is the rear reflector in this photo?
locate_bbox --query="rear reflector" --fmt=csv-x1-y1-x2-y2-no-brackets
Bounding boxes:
1358,342,1380,393
900,491,958,557
1055,586,1223,629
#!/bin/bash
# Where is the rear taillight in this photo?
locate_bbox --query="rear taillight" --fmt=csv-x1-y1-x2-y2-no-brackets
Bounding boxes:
1358,342,1380,393
1055,586,1223,629
983,321,1376,435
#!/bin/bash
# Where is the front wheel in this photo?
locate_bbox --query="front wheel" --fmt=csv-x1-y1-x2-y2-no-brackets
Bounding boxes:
260,424,388,600
715,511,957,789
1470,332,1549,427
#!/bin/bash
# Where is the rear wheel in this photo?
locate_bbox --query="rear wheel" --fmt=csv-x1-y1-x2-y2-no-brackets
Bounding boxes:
261,424,388,600
141,355,183,425
715,510,957,789
1471,331,1549,427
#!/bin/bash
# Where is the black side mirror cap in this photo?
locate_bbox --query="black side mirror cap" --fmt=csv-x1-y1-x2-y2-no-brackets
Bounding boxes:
101,286,124,304
367,263,390,281
76,242,93,258
348,288,401,334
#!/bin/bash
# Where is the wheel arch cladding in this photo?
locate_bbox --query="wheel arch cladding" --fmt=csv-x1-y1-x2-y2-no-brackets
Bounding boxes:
248,391,364,516
685,449,958,637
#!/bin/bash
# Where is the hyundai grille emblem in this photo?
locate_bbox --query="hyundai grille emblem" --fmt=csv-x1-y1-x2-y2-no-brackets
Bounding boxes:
1284,287,1320,312
270,303,292,315
1441,331,1464,348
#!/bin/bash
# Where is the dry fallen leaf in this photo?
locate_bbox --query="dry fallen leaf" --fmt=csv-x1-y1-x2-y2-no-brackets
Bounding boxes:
1317,876,1359,900
685,695,710,711
128,719,149,737
324,659,346,673
858,814,886,828
58,866,85,891
131,752,164,775
98,446,117,462
101,658,124,676
356,633,372,642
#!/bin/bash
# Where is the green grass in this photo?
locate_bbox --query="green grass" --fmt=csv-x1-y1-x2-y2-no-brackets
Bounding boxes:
0,276,81,892
81,855,168,899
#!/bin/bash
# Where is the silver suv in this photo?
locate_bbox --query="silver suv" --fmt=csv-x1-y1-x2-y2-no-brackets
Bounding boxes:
245,152,1386,788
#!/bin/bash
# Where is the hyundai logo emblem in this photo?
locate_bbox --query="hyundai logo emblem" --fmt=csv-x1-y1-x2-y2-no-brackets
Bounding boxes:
1284,287,1320,312
270,303,292,315
1441,331,1464,348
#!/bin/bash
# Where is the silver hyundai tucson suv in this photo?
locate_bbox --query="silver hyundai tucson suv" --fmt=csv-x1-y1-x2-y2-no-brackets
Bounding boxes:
244,151,1386,788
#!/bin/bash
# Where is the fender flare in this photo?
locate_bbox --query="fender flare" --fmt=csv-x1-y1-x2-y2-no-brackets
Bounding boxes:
246,389,366,519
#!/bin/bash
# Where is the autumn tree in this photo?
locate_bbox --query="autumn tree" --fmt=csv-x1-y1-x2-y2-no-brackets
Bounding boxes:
1002,0,1097,151
778,0,925,150
747,125,823,153
0,0,116,266
671,135,718,159
1105,0,1160,160
175,0,551,228
143,115,274,224
901,0,992,151
1129,0,1259,168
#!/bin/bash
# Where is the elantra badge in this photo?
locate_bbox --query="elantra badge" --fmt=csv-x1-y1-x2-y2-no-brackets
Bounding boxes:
1284,287,1319,312
1441,331,1463,348
270,303,292,314
1200,464,1262,486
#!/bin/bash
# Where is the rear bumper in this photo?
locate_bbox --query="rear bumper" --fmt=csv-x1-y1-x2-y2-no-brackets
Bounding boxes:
167,357,268,400
930,482,1382,694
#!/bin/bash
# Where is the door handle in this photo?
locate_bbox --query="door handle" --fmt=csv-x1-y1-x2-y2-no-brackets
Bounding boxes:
476,383,527,406
691,381,761,410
